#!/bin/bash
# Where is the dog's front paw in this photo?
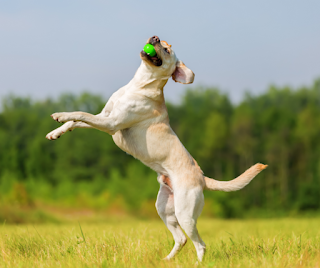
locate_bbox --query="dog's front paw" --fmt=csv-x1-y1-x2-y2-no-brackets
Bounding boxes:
46,128,66,140
51,112,70,123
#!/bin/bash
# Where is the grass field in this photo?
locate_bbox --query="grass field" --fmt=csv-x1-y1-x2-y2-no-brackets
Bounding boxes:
1,218,320,268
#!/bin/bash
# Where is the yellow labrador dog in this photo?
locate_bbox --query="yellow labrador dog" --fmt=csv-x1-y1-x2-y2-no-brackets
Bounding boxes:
46,36,267,262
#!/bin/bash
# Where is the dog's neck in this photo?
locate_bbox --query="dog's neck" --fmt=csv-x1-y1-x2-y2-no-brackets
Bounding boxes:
128,61,171,102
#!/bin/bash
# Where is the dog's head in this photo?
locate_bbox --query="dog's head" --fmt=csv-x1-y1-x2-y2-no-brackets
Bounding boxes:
140,36,195,84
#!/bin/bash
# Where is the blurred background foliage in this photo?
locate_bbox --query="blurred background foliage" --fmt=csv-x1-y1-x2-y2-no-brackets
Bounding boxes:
1,79,320,223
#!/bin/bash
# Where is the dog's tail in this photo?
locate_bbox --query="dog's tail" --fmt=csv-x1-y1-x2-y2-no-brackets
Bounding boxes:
204,163,267,192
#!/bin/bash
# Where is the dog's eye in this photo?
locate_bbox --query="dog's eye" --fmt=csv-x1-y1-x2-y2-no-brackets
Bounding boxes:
164,48,170,54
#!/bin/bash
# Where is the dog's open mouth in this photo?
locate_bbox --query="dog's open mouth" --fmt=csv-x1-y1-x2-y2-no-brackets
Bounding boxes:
140,50,162,67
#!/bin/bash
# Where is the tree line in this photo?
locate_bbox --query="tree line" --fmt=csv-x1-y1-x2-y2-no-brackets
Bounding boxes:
0,79,320,218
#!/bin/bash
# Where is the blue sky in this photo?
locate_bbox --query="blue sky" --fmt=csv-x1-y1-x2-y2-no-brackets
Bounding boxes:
1,0,320,103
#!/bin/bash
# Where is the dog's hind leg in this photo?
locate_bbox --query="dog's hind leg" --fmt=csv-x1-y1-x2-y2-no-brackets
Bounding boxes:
174,187,206,262
155,182,187,260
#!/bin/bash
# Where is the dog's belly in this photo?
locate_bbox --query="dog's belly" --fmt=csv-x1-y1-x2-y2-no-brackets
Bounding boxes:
112,123,174,174
112,122,205,188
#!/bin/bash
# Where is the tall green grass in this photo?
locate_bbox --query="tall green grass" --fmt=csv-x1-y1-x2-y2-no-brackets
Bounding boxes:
1,218,320,267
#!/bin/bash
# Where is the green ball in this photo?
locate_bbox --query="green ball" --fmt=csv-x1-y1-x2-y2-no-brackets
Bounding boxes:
143,44,156,57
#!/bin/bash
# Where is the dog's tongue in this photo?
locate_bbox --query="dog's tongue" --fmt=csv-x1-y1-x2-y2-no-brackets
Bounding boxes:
151,56,158,60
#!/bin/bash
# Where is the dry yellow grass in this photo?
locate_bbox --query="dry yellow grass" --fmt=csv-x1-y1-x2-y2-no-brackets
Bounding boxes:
1,218,320,267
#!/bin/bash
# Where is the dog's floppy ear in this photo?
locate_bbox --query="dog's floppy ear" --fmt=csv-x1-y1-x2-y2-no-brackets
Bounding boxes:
172,60,195,84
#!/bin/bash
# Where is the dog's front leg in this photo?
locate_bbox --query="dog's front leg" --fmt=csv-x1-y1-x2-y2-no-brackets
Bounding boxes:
51,112,87,123
51,111,118,135
47,112,106,140
46,121,95,140
51,97,147,136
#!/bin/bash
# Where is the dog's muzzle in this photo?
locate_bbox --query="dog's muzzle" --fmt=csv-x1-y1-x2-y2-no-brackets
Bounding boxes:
140,35,162,66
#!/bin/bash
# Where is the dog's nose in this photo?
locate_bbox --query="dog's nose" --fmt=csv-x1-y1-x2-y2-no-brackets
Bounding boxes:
150,35,160,45
152,36,160,42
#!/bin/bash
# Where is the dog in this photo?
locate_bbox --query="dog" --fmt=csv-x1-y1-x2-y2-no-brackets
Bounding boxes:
46,36,267,262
